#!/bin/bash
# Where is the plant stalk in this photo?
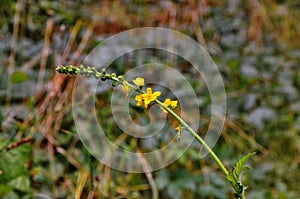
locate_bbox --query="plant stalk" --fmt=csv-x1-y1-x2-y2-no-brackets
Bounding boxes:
55,65,248,198
155,99,229,176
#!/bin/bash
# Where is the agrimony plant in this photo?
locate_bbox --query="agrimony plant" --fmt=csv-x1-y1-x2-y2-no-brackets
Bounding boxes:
56,65,254,199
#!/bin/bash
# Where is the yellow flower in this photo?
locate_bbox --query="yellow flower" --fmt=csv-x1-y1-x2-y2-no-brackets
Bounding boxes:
141,88,161,108
170,100,178,108
161,98,178,112
161,98,171,113
132,77,145,87
163,98,172,106
135,94,143,106
134,87,161,108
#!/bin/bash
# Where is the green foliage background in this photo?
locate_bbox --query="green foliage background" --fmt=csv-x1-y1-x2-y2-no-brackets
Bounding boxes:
0,0,299,198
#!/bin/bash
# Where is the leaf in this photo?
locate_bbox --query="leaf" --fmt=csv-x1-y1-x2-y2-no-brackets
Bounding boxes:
2,191,19,199
0,184,13,196
234,152,255,178
225,173,243,194
9,71,28,83
225,173,235,184
0,143,31,193
7,175,30,192
226,152,255,195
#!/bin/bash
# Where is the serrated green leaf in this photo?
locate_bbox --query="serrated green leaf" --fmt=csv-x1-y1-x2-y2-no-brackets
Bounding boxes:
226,152,255,195
225,173,235,184
234,152,255,177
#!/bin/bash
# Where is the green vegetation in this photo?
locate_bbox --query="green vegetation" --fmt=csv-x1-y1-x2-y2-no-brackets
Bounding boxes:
1,1,299,198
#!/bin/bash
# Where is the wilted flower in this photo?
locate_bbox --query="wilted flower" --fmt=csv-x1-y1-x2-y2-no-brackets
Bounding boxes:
132,77,145,87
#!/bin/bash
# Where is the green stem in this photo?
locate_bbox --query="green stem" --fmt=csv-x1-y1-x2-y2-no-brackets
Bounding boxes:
56,65,246,198
122,78,230,177
155,100,229,176
241,191,246,199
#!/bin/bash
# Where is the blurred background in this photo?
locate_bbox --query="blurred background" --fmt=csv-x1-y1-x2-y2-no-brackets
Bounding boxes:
0,0,300,198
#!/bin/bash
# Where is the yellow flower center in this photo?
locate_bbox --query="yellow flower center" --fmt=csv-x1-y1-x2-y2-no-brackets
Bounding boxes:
142,88,161,108
134,87,161,108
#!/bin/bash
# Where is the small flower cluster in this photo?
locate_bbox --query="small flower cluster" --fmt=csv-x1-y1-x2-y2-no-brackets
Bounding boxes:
132,77,178,112
131,77,180,140
56,65,252,195
56,66,178,113
135,87,161,108
161,98,178,113
56,65,123,87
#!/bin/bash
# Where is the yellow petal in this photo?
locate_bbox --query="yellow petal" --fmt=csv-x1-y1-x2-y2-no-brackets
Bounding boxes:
163,98,171,106
146,87,152,94
170,100,178,108
144,101,150,108
153,91,161,98
135,94,143,106
135,94,142,101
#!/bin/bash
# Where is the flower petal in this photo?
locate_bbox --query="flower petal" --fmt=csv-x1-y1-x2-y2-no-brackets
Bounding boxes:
146,87,152,94
135,94,143,106
153,91,161,97
163,98,171,106
170,100,178,108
